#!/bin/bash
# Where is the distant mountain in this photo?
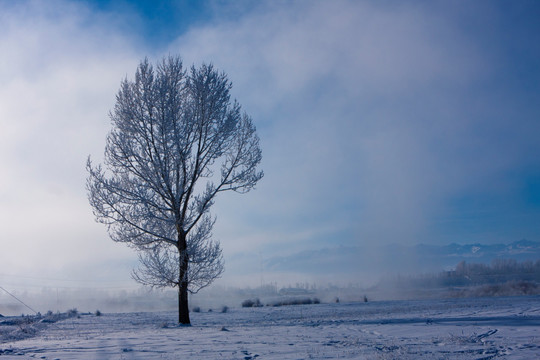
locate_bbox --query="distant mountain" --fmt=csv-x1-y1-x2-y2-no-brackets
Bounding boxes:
262,239,540,276
413,239,540,266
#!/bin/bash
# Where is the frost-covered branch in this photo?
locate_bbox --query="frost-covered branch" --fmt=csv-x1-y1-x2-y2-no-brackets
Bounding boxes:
86,55,261,324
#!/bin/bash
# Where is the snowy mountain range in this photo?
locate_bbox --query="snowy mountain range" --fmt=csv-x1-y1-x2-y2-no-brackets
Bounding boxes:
263,239,540,276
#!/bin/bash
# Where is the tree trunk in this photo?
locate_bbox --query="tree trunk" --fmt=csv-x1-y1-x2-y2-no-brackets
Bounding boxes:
178,281,190,325
177,231,190,325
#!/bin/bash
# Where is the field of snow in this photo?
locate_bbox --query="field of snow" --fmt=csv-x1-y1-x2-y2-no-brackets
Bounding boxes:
1,295,539,359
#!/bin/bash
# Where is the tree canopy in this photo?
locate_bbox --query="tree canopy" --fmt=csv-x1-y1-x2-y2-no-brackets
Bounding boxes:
87,56,263,324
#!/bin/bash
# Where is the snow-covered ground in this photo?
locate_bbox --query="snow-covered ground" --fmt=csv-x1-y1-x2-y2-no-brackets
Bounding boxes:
1,296,539,359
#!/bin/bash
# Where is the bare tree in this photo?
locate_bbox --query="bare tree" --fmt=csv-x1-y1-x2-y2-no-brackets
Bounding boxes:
86,56,263,324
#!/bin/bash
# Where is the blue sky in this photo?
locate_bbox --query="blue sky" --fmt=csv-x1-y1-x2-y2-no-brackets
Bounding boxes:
1,0,540,289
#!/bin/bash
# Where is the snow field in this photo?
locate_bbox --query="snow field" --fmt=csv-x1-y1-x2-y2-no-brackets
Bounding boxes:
1,296,539,359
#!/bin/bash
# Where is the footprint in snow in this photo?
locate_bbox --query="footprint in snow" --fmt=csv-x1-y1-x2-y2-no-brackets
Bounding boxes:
241,350,259,359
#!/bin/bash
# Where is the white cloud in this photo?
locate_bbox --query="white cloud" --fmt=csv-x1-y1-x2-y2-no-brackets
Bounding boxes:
1,0,538,289
168,0,492,251
0,0,141,282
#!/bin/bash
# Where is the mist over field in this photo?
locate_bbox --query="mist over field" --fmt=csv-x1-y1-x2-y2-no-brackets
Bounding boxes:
2,239,539,317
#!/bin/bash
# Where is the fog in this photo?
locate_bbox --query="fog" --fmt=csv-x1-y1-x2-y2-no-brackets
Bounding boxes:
1,1,540,315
